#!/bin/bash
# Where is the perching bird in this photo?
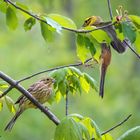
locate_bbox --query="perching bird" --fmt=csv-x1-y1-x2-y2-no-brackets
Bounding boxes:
100,42,111,98
5,77,55,131
82,16,127,53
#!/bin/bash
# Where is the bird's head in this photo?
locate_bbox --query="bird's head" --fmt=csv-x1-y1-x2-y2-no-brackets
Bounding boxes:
41,77,56,86
82,16,103,27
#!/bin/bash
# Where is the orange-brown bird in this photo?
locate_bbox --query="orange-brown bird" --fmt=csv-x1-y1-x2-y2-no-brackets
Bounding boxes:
5,77,55,131
82,16,126,53
100,43,111,98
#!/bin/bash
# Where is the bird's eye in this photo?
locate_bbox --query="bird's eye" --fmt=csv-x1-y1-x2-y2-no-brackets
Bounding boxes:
85,20,88,23
46,78,49,81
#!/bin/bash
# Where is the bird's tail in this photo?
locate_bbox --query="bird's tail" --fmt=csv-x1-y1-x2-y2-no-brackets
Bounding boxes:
99,65,106,98
4,109,23,131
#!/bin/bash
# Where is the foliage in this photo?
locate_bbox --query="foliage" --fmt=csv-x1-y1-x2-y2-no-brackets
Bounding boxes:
1,0,139,62
118,126,140,140
49,67,98,103
0,0,140,140
0,82,16,113
54,114,102,140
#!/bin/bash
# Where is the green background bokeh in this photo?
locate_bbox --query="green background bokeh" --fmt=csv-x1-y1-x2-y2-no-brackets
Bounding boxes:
0,0,140,139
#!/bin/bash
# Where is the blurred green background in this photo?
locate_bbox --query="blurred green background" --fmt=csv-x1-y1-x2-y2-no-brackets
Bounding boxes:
0,0,140,139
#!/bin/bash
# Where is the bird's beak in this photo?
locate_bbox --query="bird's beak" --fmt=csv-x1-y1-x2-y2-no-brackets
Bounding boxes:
52,79,56,83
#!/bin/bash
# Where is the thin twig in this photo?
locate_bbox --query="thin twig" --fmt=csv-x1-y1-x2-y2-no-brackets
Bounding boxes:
101,114,132,135
124,40,140,60
0,71,60,125
107,0,113,20
17,58,93,83
4,0,115,34
0,86,13,98
91,114,132,140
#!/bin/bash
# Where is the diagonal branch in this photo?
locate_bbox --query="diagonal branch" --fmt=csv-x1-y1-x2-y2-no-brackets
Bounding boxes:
4,0,114,33
124,40,140,59
107,0,113,20
0,86,13,98
17,58,93,83
0,71,60,125
0,58,93,98
91,114,132,140
101,114,132,135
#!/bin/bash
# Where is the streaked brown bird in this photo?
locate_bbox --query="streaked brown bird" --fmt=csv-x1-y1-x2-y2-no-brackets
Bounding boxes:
82,16,127,53
100,43,111,98
5,77,55,131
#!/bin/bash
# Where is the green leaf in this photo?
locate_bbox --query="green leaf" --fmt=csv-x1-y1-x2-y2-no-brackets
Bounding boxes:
80,76,90,93
102,133,114,140
88,35,101,62
129,15,140,30
81,118,101,139
6,6,18,30
68,75,82,94
68,67,82,76
50,68,68,84
90,119,102,139
118,126,140,140
0,98,4,111
5,96,16,114
76,34,90,63
68,114,84,120
76,34,97,63
54,117,89,140
0,1,7,13
83,73,98,92
89,27,111,43
84,36,96,56
134,31,140,53
40,22,55,42
24,17,36,31
45,17,62,34
121,22,136,43
55,91,62,103
0,83,9,89
78,122,90,140
115,23,125,41
58,81,67,96
48,14,77,29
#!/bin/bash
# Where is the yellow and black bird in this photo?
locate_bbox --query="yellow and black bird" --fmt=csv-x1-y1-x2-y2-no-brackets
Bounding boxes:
82,16,114,98
82,16,126,53
5,77,55,131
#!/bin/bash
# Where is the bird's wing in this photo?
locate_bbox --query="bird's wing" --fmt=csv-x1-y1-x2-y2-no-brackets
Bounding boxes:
15,82,41,104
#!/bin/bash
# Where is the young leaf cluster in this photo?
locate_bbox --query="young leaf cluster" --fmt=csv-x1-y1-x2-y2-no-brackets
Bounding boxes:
49,67,98,103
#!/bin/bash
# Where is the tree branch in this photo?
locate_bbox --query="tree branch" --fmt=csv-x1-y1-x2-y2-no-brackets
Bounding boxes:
4,0,115,33
124,40,140,59
0,86,13,98
107,0,113,20
0,71,60,125
101,114,132,135
0,58,93,98
17,58,93,83
91,114,132,140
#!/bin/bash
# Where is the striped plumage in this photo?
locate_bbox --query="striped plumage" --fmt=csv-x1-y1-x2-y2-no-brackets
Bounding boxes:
5,77,55,131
